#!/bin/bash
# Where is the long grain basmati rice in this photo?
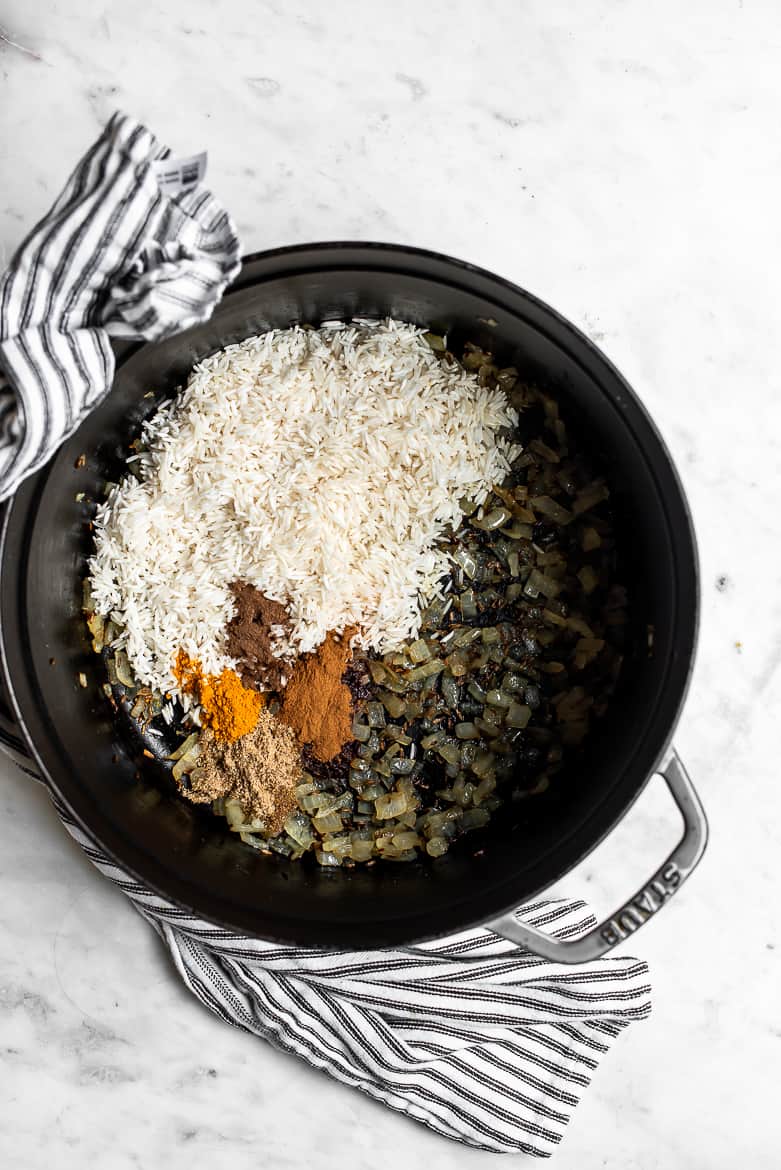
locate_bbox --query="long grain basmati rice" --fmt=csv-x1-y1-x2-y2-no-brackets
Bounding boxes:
89,321,520,697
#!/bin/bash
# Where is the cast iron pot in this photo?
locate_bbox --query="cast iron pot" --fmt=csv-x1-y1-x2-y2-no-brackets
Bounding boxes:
0,243,708,962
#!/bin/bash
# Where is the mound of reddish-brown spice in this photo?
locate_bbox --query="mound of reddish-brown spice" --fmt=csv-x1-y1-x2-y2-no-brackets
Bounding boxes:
279,627,357,761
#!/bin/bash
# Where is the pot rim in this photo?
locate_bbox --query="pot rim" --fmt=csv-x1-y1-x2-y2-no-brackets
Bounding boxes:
0,240,700,946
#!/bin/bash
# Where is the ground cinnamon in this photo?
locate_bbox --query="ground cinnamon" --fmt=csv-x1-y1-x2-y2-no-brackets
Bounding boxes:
279,627,357,761
226,582,292,691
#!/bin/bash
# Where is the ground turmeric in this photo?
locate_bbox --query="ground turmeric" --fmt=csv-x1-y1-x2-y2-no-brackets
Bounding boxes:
174,649,262,742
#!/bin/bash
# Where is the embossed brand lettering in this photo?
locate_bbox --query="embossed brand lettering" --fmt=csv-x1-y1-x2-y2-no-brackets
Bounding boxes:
633,890,657,915
618,908,644,933
600,861,683,949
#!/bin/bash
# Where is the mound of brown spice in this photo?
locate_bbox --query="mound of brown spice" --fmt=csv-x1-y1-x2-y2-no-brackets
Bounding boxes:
226,582,292,691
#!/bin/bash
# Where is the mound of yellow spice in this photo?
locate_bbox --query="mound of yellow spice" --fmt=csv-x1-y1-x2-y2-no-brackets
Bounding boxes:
174,649,262,743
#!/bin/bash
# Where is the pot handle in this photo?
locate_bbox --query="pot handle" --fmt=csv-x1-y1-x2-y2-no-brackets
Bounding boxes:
488,748,707,964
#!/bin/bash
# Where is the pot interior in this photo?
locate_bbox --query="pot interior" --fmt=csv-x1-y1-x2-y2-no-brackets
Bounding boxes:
1,245,698,946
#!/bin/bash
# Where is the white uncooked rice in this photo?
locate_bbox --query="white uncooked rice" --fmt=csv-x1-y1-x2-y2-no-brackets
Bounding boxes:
89,321,520,697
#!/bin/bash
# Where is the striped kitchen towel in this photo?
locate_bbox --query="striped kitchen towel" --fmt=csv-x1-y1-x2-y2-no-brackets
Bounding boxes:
0,111,241,501
0,114,652,1156
1,732,652,1158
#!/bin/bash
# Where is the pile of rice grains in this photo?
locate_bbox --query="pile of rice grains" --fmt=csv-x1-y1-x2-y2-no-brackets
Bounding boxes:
84,322,627,867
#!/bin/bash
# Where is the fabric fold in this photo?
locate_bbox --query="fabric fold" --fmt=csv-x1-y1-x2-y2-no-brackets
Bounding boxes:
0,111,241,500
42,784,651,1158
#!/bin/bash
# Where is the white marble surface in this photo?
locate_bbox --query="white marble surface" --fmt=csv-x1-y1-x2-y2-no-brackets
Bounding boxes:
1,0,780,1165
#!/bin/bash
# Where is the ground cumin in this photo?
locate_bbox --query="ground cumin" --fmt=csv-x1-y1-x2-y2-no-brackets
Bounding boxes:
174,649,262,742
226,582,292,691
279,627,356,762
182,709,301,835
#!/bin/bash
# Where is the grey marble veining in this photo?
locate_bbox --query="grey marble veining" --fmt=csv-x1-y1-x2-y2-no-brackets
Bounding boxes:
1,1,780,1166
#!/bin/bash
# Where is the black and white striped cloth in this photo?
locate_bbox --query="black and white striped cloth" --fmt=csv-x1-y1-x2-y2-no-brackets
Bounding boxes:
0,114,652,1156
0,111,241,501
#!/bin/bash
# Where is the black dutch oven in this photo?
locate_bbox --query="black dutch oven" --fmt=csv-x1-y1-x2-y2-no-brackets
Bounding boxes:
0,243,708,962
